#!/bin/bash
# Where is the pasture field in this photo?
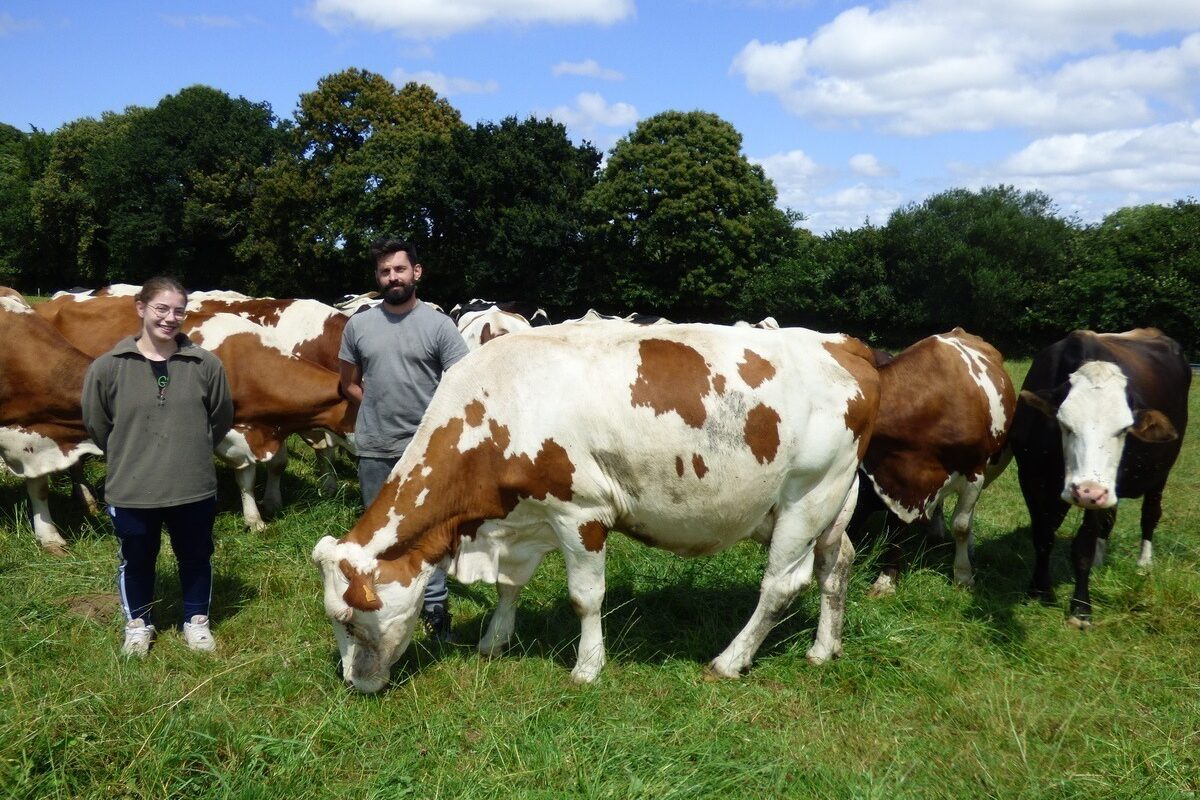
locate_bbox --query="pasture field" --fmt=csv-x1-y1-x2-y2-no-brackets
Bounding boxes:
1,360,1198,799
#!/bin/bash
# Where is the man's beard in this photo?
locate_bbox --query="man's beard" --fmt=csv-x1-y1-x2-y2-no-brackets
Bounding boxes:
382,282,415,305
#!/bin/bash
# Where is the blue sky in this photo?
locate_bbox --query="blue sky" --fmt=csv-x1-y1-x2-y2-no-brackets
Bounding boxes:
3,0,1199,232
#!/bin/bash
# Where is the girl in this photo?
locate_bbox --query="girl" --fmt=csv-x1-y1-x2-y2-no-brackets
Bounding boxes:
82,277,234,656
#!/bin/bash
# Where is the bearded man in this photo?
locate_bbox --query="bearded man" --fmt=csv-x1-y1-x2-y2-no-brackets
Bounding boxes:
338,238,470,641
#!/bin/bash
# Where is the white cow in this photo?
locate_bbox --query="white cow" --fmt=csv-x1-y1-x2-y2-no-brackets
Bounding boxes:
313,323,880,692
456,307,533,350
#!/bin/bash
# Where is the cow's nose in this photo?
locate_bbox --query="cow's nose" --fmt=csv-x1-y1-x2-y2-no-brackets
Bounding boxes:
1070,481,1109,508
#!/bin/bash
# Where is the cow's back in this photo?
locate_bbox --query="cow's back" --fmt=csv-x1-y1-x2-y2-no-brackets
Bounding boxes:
420,323,878,550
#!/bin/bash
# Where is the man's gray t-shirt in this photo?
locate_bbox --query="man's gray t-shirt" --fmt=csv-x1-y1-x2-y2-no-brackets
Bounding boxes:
339,301,470,458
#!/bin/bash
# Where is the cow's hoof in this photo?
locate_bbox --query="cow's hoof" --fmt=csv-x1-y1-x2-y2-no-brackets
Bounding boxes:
1066,615,1092,631
805,642,842,666
42,542,69,557
477,642,508,659
702,663,741,682
570,669,601,685
246,519,267,533
867,577,896,599
952,572,975,590
318,476,339,497
1028,588,1056,605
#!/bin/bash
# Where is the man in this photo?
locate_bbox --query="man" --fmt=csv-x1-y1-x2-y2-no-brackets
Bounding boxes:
339,238,470,641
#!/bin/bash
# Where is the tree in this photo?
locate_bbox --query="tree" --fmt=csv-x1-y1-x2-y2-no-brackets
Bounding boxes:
880,186,1075,347
100,85,284,289
246,69,466,299
411,116,601,310
29,113,138,289
1046,200,1200,356
583,111,800,321
0,123,52,286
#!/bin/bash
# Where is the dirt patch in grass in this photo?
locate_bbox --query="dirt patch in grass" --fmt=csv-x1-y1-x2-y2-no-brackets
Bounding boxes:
64,592,119,621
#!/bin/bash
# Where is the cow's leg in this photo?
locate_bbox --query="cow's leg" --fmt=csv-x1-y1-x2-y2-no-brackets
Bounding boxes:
479,544,554,658
1138,482,1166,569
1068,508,1114,628
558,540,608,684
233,464,267,532
261,446,287,517
949,479,985,588
69,461,101,517
478,583,522,658
1021,466,1069,603
868,512,904,598
806,503,857,665
710,475,857,678
926,499,947,541
26,475,68,555
301,430,340,496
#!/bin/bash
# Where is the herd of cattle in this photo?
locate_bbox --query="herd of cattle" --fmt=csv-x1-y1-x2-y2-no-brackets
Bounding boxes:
0,284,1191,691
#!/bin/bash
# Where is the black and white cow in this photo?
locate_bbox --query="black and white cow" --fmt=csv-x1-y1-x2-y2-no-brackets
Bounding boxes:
1010,328,1190,627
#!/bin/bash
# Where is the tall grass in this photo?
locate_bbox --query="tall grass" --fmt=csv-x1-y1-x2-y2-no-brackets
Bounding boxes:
1,361,1197,798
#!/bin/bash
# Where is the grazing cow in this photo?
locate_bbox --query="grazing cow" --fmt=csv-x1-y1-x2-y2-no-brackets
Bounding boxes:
457,307,533,350
848,329,1015,595
451,298,550,327
0,296,102,553
1010,329,1190,627
313,323,880,691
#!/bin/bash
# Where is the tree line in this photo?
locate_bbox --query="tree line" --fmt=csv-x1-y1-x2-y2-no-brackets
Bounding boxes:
2,68,1197,356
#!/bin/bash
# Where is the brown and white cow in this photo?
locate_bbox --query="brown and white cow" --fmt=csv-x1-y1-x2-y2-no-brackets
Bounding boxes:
0,295,102,553
1011,328,1190,627
313,323,880,691
34,295,357,530
848,329,1016,595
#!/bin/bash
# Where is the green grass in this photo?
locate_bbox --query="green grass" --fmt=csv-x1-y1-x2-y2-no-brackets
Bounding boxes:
2,360,1199,798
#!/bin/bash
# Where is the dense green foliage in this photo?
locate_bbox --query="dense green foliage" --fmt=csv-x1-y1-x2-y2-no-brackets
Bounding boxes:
2,69,1199,354
1,360,1198,797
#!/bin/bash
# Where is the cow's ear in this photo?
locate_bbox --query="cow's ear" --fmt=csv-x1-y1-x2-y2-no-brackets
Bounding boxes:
1129,409,1179,443
340,561,383,611
1019,389,1057,418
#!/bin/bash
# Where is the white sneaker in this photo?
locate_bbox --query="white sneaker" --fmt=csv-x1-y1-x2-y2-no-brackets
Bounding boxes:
182,614,216,652
122,619,156,657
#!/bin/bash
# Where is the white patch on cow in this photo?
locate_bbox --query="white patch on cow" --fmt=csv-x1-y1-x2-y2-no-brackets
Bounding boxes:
103,284,142,297
0,426,101,478
269,299,339,354
414,487,429,507
935,333,1009,437
187,313,295,357
1056,360,1132,507
458,308,533,351
0,296,33,314
189,290,256,304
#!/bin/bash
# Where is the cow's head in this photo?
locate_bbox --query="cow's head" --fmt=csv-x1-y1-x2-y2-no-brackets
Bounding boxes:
311,535,431,693
1020,360,1178,509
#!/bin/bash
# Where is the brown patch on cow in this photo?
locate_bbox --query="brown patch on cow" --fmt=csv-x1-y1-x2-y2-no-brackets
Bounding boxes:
713,374,726,395
578,520,608,552
822,339,881,461
744,404,782,464
692,454,708,479
675,455,685,477
479,322,496,345
464,400,486,427
339,561,383,611
629,339,712,428
858,332,1014,517
339,415,577,605
738,349,776,388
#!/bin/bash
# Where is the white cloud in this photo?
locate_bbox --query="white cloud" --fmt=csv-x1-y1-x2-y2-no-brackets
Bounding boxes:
731,0,1200,135
752,149,820,209
995,119,1200,195
391,68,499,96
808,185,906,232
312,0,634,38
849,153,893,177
544,92,638,145
552,59,624,80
